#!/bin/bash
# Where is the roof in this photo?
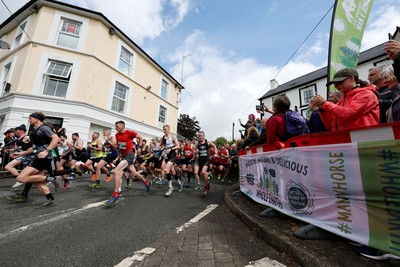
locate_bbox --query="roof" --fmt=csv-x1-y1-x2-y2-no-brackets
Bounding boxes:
259,43,386,99
0,0,184,90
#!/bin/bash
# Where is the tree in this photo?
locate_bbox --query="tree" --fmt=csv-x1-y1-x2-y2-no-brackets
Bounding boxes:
177,114,200,140
213,136,228,147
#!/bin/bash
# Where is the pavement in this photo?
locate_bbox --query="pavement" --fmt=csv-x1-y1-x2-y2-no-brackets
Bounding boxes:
129,184,399,267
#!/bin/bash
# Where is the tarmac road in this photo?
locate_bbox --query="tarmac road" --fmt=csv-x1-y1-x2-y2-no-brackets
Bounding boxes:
0,175,295,267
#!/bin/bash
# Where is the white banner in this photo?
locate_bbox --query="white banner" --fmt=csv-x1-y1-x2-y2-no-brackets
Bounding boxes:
240,143,370,245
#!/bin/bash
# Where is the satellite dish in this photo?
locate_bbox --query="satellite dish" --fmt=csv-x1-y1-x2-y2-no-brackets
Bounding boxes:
0,41,11,49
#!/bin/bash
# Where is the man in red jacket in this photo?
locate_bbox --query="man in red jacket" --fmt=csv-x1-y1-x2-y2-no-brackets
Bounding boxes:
313,68,379,131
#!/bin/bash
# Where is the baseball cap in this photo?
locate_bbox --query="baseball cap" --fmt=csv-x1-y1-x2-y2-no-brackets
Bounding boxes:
326,68,359,86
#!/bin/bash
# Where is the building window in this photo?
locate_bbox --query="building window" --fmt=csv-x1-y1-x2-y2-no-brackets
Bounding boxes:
299,85,316,107
118,46,133,76
14,21,27,48
57,19,82,49
111,82,128,114
161,79,169,100
43,61,72,98
2,63,11,96
158,105,167,124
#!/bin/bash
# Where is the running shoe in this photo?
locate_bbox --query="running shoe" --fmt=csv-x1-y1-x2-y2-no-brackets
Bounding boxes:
194,185,200,191
53,178,60,191
125,183,131,189
105,175,112,183
62,181,71,190
7,193,27,202
217,175,221,180
155,180,165,185
68,173,76,180
105,196,119,205
90,174,96,181
88,183,100,188
37,199,57,208
178,183,183,193
165,187,173,197
11,181,23,188
202,188,208,196
355,246,400,260
145,182,151,193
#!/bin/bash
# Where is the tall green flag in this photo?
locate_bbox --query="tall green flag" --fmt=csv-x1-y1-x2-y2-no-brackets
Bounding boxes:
327,0,374,95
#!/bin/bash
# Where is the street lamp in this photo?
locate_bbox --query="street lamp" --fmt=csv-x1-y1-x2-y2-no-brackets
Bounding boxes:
180,53,192,84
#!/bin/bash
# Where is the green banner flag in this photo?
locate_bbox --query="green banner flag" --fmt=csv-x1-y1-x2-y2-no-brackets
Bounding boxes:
327,0,374,94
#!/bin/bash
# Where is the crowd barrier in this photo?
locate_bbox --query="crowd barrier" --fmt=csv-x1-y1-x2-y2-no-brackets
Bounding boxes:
238,122,400,256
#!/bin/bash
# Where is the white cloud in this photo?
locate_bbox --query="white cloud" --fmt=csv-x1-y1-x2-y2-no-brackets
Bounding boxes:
63,0,190,44
361,3,400,50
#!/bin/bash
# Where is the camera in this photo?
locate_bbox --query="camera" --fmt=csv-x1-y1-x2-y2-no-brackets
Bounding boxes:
256,105,266,111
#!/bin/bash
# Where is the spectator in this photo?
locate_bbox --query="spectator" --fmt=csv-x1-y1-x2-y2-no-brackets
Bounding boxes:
248,117,268,147
266,95,290,145
256,118,262,133
239,114,257,136
308,91,341,133
241,126,259,148
382,65,400,122
368,65,397,123
384,40,400,82
314,68,379,131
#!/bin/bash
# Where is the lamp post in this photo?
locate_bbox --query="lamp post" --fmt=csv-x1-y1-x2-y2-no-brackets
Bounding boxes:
180,53,192,84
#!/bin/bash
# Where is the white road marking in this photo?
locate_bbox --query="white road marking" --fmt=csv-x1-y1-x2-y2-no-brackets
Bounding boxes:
114,204,219,267
114,247,156,267
176,204,218,233
0,201,105,239
245,257,287,267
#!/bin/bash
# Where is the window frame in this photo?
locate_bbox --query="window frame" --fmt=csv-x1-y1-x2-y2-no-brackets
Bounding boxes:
160,78,169,100
118,46,133,76
42,60,72,98
1,63,11,96
56,18,82,49
299,84,317,107
13,20,27,48
158,105,167,126
111,81,129,114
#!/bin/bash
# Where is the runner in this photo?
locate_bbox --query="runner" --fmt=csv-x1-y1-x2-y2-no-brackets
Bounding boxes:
89,129,119,188
160,125,181,196
196,131,217,196
105,121,150,206
85,132,104,182
4,124,33,188
6,112,60,207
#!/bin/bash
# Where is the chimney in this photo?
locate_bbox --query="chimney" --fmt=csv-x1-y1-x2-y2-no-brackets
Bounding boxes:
270,79,279,90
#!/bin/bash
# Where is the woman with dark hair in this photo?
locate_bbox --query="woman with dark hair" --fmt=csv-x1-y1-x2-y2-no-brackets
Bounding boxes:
239,114,257,136
266,95,291,145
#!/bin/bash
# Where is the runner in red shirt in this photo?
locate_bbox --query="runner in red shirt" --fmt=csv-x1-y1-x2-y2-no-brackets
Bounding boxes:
218,145,230,182
105,120,150,206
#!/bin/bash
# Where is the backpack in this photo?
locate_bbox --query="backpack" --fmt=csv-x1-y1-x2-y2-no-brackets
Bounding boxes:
285,110,310,137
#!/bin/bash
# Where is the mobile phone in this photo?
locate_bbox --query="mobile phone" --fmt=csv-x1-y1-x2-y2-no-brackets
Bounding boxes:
388,33,393,40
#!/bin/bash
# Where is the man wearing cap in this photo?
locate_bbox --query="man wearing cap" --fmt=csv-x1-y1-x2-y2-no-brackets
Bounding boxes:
313,68,379,131
4,124,34,188
7,112,60,207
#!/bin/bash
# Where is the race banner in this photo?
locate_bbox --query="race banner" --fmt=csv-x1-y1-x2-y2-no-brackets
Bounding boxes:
327,0,374,94
239,139,400,256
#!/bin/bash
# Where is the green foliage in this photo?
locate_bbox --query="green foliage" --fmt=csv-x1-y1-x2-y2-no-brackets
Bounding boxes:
177,114,200,140
213,136,228,147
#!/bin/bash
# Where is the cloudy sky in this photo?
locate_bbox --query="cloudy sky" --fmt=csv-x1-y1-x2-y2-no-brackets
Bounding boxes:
1,0,400,140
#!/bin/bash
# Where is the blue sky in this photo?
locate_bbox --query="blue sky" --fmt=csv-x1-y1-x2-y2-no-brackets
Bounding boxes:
1,0,400,139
